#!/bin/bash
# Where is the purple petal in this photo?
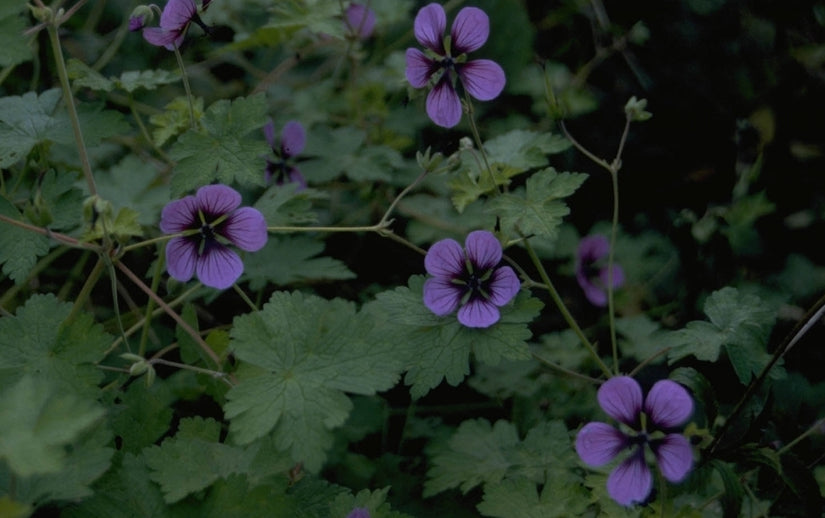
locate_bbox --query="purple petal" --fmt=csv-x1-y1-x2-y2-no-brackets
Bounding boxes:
413,3,446,53
280,120,306,157
405,48,437,88
425,238,465,278
345,4,375,39
577,270,608,307
457,298,500,328
196,243,243,289
653,434,693,482
346,508,370,518
464,230,502,271
220,207,268,252
578,234,609,263
598,376,643,428
160,0,196,30
129,15,146,32
195,184,241,217
644,380,693,429
459,59,506,101
288,168,307,190
426,78,462,128
575,422,629,466
263,119,276,149
487,266,520,306
450,7,489,54
165,237,197,283
607,449,653,506
142,27,181,49
160,195,198,233
423,277,462,316
599,264,625,290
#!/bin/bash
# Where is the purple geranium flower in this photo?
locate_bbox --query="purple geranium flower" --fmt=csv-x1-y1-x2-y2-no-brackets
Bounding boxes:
344,3,376,39
423,230,520,328
576,234,625,307
160,184,268,289
141,0,211,50
346,508,370,518
576,376,694,506
405,3,506,128
264,119,307,190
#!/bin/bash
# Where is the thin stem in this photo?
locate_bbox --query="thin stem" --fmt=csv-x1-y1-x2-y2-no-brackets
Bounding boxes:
531,352,602,384
46,22,97,195
607,168,620,374
115,261,222,368
173,47,196,128
558,120,611,170
67,256,106,323
138,248,166,357
464,92,499,194
777,418,825,457
0,213,99,251
232,283,259,312
149,358,234,387
522,235,612,378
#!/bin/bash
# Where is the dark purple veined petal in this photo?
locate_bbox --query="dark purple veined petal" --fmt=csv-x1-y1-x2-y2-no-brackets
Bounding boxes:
220,207,268,252
644,380,693,429
196,243,243,289
577,268,608,307
413,3,446,53
165,236,198,282
575,422,629,466
195,184,242,217
159,195,198,233
457,297,500,328
578,234,609,264
405,48,437,88
426,77,462,128
598,376,643,428
607,449,653,506
487,266,520,307
423,277,463,316
464,230,502,271
142,27,183,49
159,0,197,31
263,119,277,149
345,3,376,39
281,120,306,157
450,7,489,54
653,433,693,482
459,59,505,101
424,238,464,278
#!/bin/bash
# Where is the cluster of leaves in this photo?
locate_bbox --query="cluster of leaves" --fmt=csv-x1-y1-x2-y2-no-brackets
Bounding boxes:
1,0,825,517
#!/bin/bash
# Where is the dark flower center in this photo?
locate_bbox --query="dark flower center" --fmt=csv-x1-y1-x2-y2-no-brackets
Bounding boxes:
455,264,494,303
200,223,216,241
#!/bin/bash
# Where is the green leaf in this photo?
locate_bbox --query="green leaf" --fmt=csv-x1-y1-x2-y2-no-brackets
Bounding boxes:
300,125,404,183
67,58,114,92
224,291,403,470
168,94,269,196
115,69,180,93
0,8,32,68
477,478,590,518
425,419,575,497
149,96,205,148
0,89,61,167
143,417,256,503
365,276,542,399
268,0,346,39
616,314,666,363
486,168,587,239
328,487,414,518
242,235,355,290
666,287,778,384
96,154,170,226
0,294,109,395
253,183,323,226
109,381,175,454
0,375,105,477
0,196,49,284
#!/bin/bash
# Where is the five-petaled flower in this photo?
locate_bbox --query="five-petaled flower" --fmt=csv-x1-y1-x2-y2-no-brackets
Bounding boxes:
423,230,520,328
264,119,307,189
160,184,268,289
344,3,376,40
346,508,370,518
576,234,624,307
575,376,694,506
405,3,506,128
136,0,211,50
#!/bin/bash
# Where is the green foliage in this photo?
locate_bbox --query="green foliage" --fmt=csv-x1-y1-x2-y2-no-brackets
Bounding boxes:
366,276,543,399
486,168,588,239
666,287,780,384
225,291,403,470
169,94,270,196
301,125,407,183
242,235,355,290
0,4,32,67
68,59,179,93
0,196,50,284
477,478,591,518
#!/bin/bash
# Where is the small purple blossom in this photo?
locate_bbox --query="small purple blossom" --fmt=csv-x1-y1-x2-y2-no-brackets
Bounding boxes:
141,0,210,50
423,230,520,328
346,508,370,518
344,3,376,39
405,3,506,128
264,119,307,189
576,376,694,507
576,234,625,307
160,184,268,289
128,6,153,32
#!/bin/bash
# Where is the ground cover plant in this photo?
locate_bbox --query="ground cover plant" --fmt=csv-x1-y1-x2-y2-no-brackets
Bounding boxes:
2,0,825,516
